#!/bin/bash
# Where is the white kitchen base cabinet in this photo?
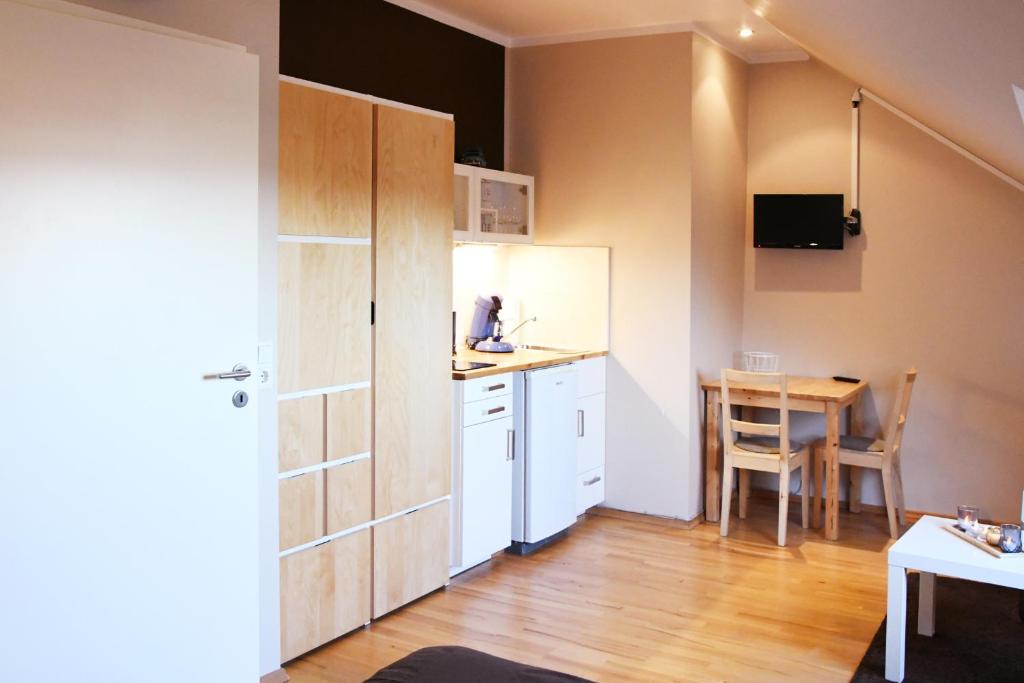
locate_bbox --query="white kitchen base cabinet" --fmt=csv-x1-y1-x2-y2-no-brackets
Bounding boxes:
577,467,606,515
575,357,607,515
451,373,515,575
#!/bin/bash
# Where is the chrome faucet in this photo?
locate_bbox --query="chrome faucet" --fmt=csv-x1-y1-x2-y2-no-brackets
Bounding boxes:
503,316,537,339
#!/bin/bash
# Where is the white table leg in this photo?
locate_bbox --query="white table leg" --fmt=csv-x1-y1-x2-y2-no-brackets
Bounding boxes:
917,571,935,636
885,564,908,682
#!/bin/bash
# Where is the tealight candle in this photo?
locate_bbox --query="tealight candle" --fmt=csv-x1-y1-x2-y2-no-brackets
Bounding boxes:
999,524,1022,553
957,505,980,531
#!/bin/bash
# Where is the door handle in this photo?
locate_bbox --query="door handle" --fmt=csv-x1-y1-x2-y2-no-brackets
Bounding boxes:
577,409,585,437
207,363,251,381
506,429,515,461
486,383,506,392
486,406,506,416
583,475,601,486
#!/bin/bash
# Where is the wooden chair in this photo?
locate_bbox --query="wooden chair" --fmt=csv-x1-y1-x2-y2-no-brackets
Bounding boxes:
812,369,917,539
720,369,810,547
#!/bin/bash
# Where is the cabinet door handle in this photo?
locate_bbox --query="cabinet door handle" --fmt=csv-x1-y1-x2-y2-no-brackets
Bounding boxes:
583,475,601,486
577,409,585,437
486,406,506,415
506,429,515,461
486,383,506,392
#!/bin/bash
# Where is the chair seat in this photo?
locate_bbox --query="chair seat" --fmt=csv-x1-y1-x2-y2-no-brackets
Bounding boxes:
813,435,885,452
735,436,805,455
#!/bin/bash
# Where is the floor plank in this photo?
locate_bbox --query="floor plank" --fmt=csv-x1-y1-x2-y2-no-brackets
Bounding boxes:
285,497,896,682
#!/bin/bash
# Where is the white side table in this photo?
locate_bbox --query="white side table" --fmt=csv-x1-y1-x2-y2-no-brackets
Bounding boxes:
886,515,1024,681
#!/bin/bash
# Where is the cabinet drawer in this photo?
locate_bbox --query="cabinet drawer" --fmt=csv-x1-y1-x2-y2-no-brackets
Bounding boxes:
278,395,324,473
327,388,370,461
462,393,514,428
326,458,371,534
279,470,324,551
373,500,449,619
575,357,606,398
279,530,371,662
462,372,513,402
576,467,605,515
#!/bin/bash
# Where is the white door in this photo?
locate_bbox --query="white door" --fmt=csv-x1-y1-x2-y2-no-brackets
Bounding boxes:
524,365,578,543
0,3,260,681
461,415,514,566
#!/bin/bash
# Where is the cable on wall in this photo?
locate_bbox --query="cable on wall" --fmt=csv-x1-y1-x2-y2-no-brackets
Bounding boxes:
846,88,863,236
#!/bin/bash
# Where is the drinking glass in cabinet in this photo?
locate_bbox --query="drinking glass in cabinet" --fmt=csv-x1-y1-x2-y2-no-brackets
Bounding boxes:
481,178,529,237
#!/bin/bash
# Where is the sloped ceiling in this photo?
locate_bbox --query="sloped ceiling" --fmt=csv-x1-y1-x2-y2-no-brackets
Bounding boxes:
747,0,1024,183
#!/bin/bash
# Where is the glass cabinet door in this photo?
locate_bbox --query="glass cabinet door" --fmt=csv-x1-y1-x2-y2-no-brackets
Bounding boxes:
453,165,473,241
479,173,531,242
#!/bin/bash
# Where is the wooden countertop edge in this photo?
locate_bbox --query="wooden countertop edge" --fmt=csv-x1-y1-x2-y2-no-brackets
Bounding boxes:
452,350,609,380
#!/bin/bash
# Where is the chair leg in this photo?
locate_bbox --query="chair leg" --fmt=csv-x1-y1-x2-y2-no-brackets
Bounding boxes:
894,459,908,525
812,449,822,529
800,457,809,529
880,462,900,539
849,466,863,513
720,462,734,537
778,465,791,546
738,469,750,520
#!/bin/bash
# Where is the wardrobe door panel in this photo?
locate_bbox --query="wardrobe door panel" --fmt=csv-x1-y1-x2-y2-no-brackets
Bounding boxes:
373,105,453,518
372,501,449,618
278,243,371,394
279,82,372,237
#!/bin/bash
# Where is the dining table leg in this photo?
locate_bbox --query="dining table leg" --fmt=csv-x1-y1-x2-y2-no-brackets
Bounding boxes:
849,400,864,513
705,390,721,523
825,401,841,541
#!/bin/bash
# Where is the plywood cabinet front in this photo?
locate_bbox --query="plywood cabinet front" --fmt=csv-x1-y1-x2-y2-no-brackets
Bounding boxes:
278,395,324,472
326,459,371,534
279,530,371,663
326,388,370,461
278,243,371,394
373,105,454,518
279,82,372,237
372,500,449,618
279,470,324,550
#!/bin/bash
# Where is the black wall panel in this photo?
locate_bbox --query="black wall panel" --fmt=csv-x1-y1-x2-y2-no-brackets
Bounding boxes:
281,0,505,168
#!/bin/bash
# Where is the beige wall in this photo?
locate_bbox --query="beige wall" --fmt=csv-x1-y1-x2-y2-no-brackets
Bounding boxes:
689,35,749,519
510,33,696,518
744,58,1024,521
70,0,283,673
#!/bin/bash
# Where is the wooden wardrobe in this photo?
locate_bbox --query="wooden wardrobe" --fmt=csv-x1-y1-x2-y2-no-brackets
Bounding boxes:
276,77,452,662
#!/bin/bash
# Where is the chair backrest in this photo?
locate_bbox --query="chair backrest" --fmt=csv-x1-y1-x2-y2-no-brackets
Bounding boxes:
721,368,791,459
882,368,917,459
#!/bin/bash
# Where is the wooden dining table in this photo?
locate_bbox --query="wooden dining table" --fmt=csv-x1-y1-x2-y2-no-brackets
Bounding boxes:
701,375,869,541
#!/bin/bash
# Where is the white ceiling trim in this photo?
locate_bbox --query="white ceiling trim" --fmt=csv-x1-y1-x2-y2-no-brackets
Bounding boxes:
747,50,810,64
510,21,695,48
383,0,511,46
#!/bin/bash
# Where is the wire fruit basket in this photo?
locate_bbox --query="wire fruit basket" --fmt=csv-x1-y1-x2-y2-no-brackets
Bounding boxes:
741,351,779,373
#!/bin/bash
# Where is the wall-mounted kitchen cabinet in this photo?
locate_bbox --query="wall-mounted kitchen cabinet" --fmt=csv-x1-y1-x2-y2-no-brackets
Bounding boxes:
277,77,453,663
453,163,534,244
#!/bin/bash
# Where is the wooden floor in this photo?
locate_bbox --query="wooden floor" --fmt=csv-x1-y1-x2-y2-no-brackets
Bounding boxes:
285,498,898,682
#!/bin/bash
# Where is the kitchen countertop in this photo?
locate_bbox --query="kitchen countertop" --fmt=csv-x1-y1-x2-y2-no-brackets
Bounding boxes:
452,347,609,380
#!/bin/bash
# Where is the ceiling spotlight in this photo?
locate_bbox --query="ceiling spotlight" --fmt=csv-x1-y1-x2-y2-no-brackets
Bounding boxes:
738,27,754,39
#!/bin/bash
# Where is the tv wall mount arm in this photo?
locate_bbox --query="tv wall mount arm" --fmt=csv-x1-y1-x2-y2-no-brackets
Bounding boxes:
846,88,863,236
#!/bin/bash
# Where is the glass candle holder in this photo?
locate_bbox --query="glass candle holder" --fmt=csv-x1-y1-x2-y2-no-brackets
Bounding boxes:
999,524,1022,553
957,505,980,531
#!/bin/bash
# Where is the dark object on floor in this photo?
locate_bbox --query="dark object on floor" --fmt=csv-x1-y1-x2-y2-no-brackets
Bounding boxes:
852,574,1024,682
364,645,593,683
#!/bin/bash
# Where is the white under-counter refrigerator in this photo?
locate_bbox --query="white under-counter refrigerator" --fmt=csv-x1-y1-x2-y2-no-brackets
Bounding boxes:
450,373,515,576
511,363,579,551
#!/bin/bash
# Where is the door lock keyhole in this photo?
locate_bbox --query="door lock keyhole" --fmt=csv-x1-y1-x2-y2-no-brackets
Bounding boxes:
232,390,249,408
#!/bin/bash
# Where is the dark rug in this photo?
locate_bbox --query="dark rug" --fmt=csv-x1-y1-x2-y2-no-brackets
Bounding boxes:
852,573,1024,682
365,645,594,683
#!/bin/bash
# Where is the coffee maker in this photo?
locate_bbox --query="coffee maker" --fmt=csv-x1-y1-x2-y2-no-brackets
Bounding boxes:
467,293,515,353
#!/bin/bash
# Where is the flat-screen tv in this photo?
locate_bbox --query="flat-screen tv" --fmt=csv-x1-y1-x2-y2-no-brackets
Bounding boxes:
753,194,845,249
